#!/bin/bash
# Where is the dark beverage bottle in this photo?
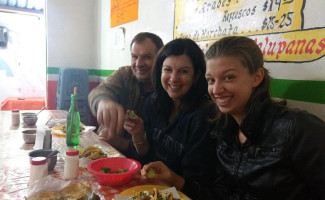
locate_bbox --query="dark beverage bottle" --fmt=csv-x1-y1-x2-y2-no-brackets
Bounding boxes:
66,87,80,146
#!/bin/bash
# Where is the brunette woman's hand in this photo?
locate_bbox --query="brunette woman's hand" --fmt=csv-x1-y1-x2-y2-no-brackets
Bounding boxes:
141,161,185,190
123,110,145,140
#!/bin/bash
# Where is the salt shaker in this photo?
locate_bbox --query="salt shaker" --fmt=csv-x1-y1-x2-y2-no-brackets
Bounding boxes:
63,149,79,179
11,109,20,126
29,157,48,187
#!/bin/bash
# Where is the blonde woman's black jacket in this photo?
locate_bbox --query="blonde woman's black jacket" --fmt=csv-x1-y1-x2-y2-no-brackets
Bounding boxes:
202,99,325,200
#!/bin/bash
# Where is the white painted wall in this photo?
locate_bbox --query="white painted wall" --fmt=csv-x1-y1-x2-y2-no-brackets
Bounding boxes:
47,0,98,69
98,0,174,70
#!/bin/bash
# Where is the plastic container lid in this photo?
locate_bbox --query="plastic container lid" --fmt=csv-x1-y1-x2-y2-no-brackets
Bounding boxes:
66,149,79,156
12,109,20,112
31,157,47,165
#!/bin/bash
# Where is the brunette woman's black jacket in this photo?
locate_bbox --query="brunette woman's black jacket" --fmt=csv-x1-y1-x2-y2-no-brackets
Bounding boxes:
191,99,325,200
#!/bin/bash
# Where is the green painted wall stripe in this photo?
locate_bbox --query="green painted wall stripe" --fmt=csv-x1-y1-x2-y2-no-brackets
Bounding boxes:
270,79,325,104
47,67,59,74
87,69,114,76
47,67,114,77
47,67,325,104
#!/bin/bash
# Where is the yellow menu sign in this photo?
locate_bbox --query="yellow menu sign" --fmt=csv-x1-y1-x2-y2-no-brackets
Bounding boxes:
111,0,138,28
174,0,325,63
174,0,304,41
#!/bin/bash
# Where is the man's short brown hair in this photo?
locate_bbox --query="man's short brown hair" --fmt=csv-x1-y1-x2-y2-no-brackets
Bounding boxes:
130,32,163,52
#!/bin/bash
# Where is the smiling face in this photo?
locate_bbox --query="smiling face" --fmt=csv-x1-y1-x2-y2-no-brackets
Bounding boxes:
131,38,158,83
161,55,196,102
206,56,263,123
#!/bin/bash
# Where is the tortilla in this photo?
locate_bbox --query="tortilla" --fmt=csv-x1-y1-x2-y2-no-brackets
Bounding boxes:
61,182,92,199
51,126,66,137
30,191,61,200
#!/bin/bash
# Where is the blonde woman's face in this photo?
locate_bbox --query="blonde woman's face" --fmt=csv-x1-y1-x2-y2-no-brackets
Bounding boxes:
205,56,263,123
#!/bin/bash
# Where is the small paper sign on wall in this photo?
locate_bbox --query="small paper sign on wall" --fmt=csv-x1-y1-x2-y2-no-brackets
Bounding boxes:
111,0,138,28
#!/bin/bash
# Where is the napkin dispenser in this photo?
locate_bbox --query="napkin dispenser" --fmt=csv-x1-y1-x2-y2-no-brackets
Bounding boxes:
43,129,52,149
34,128,52,150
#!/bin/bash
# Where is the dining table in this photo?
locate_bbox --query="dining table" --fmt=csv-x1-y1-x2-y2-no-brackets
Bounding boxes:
0,110,151,200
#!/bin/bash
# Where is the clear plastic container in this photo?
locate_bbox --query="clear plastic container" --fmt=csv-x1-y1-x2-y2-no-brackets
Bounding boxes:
63,149,79,179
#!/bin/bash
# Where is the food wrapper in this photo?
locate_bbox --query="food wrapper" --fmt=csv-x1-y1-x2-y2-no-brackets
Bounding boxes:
47,119,66,128
114,187,182,200
51,124,96,137
25,175,105,200
47,119,96,135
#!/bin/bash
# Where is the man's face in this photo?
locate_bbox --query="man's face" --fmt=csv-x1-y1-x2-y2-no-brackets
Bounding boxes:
131,38,157,83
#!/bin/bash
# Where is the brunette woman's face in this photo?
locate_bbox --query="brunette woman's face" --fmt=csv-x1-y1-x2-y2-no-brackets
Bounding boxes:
205,56,263,123
161,55,196,102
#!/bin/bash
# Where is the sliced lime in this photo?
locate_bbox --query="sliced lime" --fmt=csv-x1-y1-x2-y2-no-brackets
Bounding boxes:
128,110,137,119
147,168,156,179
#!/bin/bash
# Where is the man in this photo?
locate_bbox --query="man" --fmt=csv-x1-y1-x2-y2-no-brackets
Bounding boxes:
88,32,163,157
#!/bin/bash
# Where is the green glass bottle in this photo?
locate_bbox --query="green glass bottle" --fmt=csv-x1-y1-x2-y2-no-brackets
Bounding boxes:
66,87,80,146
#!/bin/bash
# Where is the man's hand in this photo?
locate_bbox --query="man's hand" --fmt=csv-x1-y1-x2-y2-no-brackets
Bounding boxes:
97,99,124,140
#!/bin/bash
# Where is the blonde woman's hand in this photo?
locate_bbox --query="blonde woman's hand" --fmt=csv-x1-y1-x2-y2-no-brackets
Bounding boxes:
141,161,185,190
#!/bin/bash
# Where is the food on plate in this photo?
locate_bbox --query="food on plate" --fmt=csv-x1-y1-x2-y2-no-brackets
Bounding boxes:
128,110,137,119
127,188,181,200
147,168,156,179
81,146,107,160
51,125,85,137
51,126,66,137
62,182,91,199
99,167,128,174
29,182,100,200
29,191,61,200
80,125,85,131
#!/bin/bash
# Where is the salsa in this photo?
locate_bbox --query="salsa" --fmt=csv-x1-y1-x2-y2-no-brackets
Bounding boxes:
99,167,128,174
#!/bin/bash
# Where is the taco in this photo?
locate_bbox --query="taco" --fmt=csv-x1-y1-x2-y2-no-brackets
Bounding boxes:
128,188,179,200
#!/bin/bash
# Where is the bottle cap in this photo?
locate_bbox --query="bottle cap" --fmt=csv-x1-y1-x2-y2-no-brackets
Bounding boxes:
31,157,47,165
12,109,20,112
66,149,79,156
